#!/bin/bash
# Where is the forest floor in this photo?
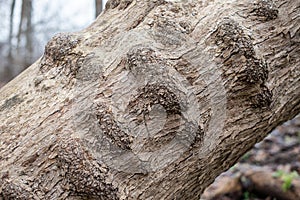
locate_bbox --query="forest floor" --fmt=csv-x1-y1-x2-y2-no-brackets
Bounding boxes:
202,116,300,200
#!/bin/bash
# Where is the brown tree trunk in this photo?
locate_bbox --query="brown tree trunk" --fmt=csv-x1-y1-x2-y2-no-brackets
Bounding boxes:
8,0,16,60
95,0,103,18
3,0,16,82
24,0,33,68
17,0,33,68
0,0,299,199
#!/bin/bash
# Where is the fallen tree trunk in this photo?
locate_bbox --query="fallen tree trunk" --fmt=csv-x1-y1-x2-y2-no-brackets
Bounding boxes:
0,0,299,199
244,170,300,200
202,164,300,200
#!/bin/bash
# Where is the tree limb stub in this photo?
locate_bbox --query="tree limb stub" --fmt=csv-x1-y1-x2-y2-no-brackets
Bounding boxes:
0,0,299,199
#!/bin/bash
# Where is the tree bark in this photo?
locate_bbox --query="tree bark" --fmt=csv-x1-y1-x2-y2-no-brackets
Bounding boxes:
0,0,299,199
4,0,16,82
95,0,103,18
8,0,16,60
17,0,33,68
24,0,33,68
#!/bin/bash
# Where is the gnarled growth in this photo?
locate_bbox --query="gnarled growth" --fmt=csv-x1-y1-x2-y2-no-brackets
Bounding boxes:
0,0,299,199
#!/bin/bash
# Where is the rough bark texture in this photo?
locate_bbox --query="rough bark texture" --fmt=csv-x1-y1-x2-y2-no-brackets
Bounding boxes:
0,0,299,199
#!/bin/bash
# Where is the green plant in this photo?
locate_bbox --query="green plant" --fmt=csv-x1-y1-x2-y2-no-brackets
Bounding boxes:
273,170,299,192
242,191,257,200
229,163,239,172
243,191,250,200
241,152,250,162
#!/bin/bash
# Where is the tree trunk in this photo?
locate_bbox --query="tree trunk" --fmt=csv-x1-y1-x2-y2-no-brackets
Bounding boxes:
8,0,16,60
0,0,299,199
4,0,16,82
16,0,26,49
24,0,33,68
95,0,103,18
17,0,34,68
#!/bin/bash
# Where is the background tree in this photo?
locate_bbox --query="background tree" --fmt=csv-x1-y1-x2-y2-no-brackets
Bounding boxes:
95,0,103,18
0,0,95,84
16,0,33,68
6,0,16,81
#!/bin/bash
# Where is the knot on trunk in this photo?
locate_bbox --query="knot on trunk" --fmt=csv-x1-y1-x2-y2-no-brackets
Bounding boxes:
215,18,268,85
250,85,273,108
129,83,181,115
251,0,278,21
95,103,134,150
214,18,272,108
126,83,194,152
1,180,34,199
105,0,133,10
39,33,84,80
83,46,202,173
127,47,157,71
57,138,118,199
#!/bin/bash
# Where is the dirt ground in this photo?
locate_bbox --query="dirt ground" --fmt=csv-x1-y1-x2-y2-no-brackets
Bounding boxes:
202,115,300,200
